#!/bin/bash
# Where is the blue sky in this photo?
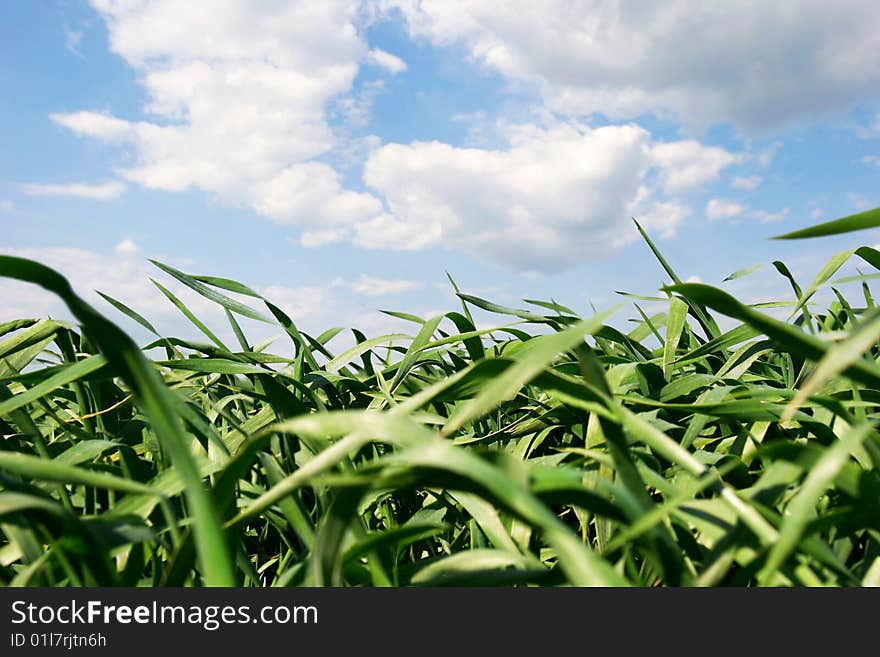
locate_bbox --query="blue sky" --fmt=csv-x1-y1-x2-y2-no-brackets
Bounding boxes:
2,1,880,345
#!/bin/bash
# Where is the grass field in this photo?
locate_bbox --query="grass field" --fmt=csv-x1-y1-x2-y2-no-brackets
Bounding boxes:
1,210,880,587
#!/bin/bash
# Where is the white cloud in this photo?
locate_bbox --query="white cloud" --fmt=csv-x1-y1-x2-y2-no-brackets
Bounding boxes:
115,238,139,254
362,121,731,271
385,1,880,131
650,141,742,193
366,48,408,74
63,23,85,58
731,175,762,190
334,274,423,296
0,200,13,213
706,199,746,220
332,80,387,128
810,208,824,220
849,193,874,211
52,111,134,142
862,155,880,167
260,284,333,323
251,162,383,244
54,1,384,226
756,141,782,167
748,207,790,223
21,181,126,200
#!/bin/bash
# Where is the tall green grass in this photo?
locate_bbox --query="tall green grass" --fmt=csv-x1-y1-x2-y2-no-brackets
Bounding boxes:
1,210,879,586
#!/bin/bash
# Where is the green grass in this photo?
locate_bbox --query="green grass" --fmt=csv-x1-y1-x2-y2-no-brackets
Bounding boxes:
1,211,879,587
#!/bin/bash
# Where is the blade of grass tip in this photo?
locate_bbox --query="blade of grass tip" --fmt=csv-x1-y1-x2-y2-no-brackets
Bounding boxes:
225,308,251,352
446,271,474,324
523,298,579,316
380,309,426,325
772,206,880,240
456,293,549,323
771,261,804,299
444,311,486,361
150,259,270,322
791,247,880,320
758,421,877,583
781,308,880,423
615,290,667,302
864,273,876,309
633,218,720,339
150,278,228,351
262,299,320,372
323,333,409,374
723,263,765,281
663,297,689,379
0,255,235,586
633,218,682,285
389,315,443,391
828,270,880,286
666,283,880,390
788,248,856,318
632,304,665,345
190,274,262,298
96,290,159,336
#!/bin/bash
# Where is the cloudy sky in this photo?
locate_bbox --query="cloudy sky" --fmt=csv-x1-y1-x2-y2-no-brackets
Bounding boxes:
2,1,880,344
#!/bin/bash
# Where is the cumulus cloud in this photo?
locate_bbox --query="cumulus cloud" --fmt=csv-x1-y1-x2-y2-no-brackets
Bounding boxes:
749,208,790,223
44,2,763,273
706,199,746,220
114,238,139,254
334,274,423,296
755,142,782,168
251,162,384,244
849,193,874,211
332,79,387,128
53,1,386,224
21,181,125,200
63,23,85,58
362,121,730,271
384,0,880,131
650,141,742,193
731,175,762,190
366,48,407,74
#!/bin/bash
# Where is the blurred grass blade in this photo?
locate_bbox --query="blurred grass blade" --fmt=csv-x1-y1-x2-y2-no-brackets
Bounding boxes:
782,309,880,422
758,421,876,582
0,255,235,586
773,207,880,239
150,259,270,322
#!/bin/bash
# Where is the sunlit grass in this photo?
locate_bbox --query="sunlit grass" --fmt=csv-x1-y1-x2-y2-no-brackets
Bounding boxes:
1,209,879,586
